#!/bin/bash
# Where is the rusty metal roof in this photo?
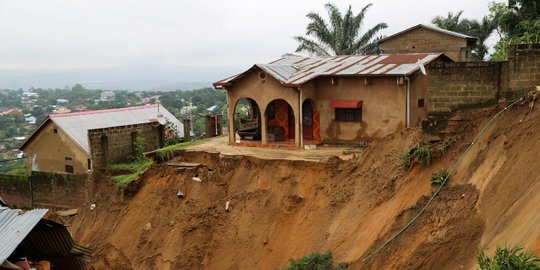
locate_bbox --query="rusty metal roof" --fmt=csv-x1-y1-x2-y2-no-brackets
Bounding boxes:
0,207,48,265
213,53,444,88
378,24,477,43
20,104,183,155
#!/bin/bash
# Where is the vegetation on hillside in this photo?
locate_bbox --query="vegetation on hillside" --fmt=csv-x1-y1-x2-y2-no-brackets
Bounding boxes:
477,244,540,269
278,251,348,270
294,2,387,56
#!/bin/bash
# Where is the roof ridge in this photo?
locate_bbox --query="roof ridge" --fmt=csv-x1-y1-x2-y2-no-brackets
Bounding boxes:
49,104,158,118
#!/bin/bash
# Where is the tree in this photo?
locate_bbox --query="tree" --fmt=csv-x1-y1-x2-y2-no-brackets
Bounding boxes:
477,244,540,269
489,1,540,60
431,11,495,60
294,3,388,56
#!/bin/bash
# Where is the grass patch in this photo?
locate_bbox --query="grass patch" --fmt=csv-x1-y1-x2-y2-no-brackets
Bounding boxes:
155,139,206,161
108,159,153,191
398,138,454,171
431,168,449,186
278,251,348,270
477,244,539,270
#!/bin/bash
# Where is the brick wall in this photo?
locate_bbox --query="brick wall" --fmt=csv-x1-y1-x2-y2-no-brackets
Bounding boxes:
0,172,91,209
31,172,89,209
0,174,32,208
88,123,163,168
505,44,540,97
427,62,502,112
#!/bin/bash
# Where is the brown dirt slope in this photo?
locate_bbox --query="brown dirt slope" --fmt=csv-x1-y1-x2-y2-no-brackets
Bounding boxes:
68,100,540,270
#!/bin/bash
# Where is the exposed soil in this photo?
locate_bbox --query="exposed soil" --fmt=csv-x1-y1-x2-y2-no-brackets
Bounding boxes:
62,98,540,269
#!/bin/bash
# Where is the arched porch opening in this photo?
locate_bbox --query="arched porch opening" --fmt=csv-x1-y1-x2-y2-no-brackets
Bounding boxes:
233,98,261,141
265,99,295,142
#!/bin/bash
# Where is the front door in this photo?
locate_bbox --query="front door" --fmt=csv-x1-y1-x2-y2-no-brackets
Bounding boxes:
288,106,295,140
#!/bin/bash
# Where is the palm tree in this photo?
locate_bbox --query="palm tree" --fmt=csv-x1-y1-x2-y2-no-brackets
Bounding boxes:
294,3,388,56
432,11,468,33
469,17,496,60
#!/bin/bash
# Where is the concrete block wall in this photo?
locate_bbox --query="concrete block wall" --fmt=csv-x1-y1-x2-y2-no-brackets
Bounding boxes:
0,174,32,208
88,123,163,168
0,172,90,209
427,62,501,112
506,44,540,97
31,172,89,209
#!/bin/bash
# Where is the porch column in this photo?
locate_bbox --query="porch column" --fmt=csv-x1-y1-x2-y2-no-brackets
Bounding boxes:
294,102,301,147
261,112,268,145
228,100,235,144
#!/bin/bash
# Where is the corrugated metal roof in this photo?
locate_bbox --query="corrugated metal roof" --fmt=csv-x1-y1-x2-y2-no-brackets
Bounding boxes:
0,207,48,265
18,219,90,270
377,24,477,43
27,104,183,155
214,53,442,88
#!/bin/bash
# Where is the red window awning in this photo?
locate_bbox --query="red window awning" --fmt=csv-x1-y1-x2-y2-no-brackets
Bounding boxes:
330,100,362,108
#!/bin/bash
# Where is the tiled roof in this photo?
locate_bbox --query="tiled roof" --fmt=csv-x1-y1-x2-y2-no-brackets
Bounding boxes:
214,53,444,87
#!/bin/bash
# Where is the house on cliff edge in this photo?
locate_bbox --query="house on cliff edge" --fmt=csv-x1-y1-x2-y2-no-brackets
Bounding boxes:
19,104,183,174
214,53,452,148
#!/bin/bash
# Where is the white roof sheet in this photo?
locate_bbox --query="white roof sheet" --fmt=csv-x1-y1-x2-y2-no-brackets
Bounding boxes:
0,207,48,265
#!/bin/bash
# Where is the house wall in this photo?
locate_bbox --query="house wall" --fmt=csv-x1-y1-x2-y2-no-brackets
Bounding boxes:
88,123,163,168
224,69,429,144
379,27,473,62
308,76,409,142
409,74,429,126
22,120,90,174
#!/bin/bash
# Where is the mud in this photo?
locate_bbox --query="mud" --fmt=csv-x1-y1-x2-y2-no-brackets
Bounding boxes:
61,99,540,270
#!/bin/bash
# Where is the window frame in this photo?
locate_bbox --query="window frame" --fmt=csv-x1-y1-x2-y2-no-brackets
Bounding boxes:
335,108,362,122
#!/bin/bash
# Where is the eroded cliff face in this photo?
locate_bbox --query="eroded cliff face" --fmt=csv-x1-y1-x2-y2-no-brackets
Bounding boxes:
66,101,540,270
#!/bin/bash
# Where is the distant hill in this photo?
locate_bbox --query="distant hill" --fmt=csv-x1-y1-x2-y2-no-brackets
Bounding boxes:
0,64,242,91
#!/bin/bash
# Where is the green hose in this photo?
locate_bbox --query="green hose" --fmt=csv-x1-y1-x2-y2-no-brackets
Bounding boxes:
362,97,525,262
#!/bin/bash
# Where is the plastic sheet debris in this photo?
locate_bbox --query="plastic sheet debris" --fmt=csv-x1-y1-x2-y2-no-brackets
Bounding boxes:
192,177,202,182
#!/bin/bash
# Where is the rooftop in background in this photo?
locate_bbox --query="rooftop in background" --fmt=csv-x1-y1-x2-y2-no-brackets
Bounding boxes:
214,53,446,88
377,24,478,43
21,104,183,154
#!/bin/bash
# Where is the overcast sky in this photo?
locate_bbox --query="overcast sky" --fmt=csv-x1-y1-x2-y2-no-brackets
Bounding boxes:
0,0,502,70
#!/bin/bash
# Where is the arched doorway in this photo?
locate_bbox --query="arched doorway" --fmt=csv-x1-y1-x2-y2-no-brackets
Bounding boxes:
234,98,261,141
302,100,314,140
265,99,295,142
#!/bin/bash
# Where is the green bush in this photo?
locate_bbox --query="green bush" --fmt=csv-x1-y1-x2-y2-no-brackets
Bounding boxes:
278,251,348,270
414,145,433,168
398,150,413,170
477,244,540,270
431,169,449,186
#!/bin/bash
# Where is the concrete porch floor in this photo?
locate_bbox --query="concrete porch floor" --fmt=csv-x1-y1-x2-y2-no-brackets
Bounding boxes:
183,136,355,162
